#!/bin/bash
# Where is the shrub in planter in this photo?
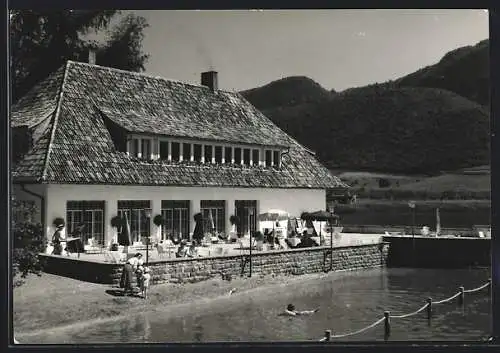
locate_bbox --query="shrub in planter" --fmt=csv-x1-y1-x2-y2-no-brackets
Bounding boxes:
52,217,65,228
229,215,240,225
153,214,164,227
110,215,122,228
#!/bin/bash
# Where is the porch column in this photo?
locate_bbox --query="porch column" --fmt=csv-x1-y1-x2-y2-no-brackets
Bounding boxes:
190,199,201,242
249,149,254,166
126,139,131,157
227,199,235,236
179,142,184,162
240,147,244,165
137,138,142,159
106,199,118,246
260,147,265,166
190,143,194,162
211,145,215,164
231,146,235,164
221,145,226,164
270,149,274,166
167,141,172,161
151,197,162,242
201,144,205,163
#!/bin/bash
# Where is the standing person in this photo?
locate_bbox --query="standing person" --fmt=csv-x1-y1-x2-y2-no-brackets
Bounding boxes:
120,253,142,295
51,224,65,255
140,267,151,299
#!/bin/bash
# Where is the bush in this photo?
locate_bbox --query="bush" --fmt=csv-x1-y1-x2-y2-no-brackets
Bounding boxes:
12,222,46,287
153,214,164,227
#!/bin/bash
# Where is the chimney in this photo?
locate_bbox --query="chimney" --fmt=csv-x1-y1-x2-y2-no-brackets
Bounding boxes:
88,48,96,65
201,71,218,91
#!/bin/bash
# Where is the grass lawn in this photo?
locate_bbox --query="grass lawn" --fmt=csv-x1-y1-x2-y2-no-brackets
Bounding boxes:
336,199,491,228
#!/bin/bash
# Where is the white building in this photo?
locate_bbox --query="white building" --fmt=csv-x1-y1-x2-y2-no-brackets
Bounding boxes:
11,60,346,251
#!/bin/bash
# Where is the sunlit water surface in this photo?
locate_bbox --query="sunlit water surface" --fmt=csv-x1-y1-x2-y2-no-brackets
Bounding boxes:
20,268,491,343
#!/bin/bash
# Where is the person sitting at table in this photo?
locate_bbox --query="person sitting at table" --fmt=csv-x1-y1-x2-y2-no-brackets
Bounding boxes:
187,241,199,257
297,232,318,248
263,228,274,243
176,240,188,258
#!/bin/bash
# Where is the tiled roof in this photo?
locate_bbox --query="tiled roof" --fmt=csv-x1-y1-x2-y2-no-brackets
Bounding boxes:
11,61,346,189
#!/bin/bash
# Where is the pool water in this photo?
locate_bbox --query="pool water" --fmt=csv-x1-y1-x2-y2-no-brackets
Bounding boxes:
19,268,491,343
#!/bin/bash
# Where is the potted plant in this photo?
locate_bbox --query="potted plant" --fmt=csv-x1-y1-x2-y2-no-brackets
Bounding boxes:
153,214,164,243
229,215,240,241
53,217,65,228
111,215,122,229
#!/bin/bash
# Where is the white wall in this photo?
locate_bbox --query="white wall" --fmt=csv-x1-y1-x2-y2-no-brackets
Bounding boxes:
11,183,47,224
45,184,326,250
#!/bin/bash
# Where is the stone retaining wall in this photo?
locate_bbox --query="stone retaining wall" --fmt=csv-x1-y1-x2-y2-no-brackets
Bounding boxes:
40,242,389,286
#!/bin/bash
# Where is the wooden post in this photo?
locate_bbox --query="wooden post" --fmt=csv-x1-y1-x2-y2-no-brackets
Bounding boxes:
324,330,331,342
426,297,432,320
458,286,464,306
488,278,491,295
384,311,390,341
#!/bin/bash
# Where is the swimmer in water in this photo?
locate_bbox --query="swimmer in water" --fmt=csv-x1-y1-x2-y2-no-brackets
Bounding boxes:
282,304,319,316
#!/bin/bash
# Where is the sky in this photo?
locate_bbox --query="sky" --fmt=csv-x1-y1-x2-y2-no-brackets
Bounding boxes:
99,9,489,92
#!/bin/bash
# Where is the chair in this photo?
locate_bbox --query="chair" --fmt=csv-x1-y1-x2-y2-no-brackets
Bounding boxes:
157,244,167,258
84,238,101,254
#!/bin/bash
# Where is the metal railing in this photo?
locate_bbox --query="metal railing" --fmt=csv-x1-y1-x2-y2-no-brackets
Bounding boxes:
319,278,491,341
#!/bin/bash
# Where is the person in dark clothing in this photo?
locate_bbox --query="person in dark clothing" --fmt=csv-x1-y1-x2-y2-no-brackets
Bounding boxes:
297,232,319,248
51,225,65,255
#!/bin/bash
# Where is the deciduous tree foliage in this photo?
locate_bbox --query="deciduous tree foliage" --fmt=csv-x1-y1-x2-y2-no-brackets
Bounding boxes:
10,10,149,103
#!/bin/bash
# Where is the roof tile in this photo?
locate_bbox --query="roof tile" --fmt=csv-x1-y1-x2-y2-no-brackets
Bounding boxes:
12,61,346,189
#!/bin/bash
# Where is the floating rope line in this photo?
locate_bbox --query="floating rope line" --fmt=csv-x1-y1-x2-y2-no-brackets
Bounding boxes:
433,291,461,305
464,282,490,294
318,279,490,341
329,317,386,339
391,302,429,319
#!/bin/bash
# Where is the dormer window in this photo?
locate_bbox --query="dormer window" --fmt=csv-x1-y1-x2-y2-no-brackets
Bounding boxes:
141,139,151,160
171,142,180,161
273,150,280,167
234,147,242,164
127,134,284,168
194,144,202,162
214,146,223,163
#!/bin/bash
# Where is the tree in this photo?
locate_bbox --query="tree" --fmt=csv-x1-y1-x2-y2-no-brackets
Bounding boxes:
10,10,149,103
11,200,46,287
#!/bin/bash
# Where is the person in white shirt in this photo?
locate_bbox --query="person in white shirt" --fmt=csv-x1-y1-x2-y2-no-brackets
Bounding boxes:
120,253,142,295
140,267,151,299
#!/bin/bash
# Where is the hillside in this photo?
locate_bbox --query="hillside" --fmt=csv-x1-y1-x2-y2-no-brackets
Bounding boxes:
395,39,489,106
395,173,491,193
240,76,332,111
261,86,490,174
241,40,490,175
